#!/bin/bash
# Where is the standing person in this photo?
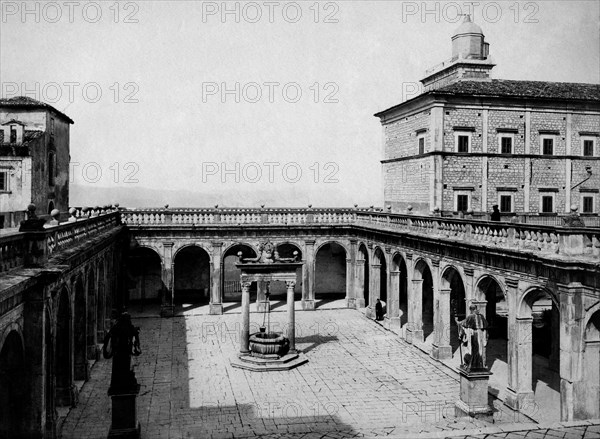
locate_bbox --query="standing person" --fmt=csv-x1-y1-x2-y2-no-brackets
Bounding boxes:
455,304,488,371
375,299,383,321
490,204,501,221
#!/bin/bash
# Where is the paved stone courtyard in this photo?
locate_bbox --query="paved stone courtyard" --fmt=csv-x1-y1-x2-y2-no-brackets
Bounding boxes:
61,307,600,439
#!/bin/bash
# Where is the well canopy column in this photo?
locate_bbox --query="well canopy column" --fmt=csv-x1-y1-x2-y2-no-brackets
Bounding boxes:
210,241,223,315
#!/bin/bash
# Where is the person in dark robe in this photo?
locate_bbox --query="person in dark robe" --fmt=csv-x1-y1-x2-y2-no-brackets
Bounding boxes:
455,304,488,371
375,299,384,321
103,311,141,393
490,205,501,221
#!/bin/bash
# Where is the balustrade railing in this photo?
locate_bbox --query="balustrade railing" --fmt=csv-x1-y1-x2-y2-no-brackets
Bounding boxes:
2,207,598,277
0,208,122,274
120,207,358,226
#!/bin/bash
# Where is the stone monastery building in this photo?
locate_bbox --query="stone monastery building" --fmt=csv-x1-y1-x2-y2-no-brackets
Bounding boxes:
376,16,600,217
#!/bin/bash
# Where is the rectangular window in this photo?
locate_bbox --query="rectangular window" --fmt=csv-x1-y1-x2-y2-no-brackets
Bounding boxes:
456,194,469,212
542,138,554,155
9,127,17,143
418,136,425,155
583,139,594,157
499,195,512,212
500,137,512,154
457,135,469,153
0,171,7,191
541,195,554,213
582,196,594,213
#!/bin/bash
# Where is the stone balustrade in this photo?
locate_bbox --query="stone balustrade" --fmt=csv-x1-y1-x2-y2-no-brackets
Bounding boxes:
0,207,121,274
120,207,358,226
121,206,599,258
1,206,598,276
355,212,600,258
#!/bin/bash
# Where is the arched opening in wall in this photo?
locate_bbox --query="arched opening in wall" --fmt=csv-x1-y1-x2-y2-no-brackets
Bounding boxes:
414,260,434,342
373,248,387,306
48,200,55,215
392,254,408,328
86,268,97,361
222,244,257,302
267,243,303,299
578,311,600,419
174,246,211,305
0,331,27,437
522,288,560,421
314,242,347,303
475,276,508,398
358,244,369,308
55,288,72,407
442,267,466,351
97,261,106,341
74,277,87,381
127,247,163,306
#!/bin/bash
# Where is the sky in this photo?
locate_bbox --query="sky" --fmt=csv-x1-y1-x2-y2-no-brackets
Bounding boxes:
1,0,599,207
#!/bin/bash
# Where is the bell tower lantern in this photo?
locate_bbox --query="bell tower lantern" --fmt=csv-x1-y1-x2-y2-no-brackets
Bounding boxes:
420,15,495,92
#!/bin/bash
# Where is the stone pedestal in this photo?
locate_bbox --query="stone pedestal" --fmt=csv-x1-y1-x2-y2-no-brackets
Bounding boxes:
301,299,315,310
209,303,223,315
160,305,174,318
432,343,452,360
455,368,493,420
385,316,401,334
406,328,424,344
108,385,141,438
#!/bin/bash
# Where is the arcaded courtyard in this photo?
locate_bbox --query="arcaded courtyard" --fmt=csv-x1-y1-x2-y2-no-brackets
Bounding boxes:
58,303,600,439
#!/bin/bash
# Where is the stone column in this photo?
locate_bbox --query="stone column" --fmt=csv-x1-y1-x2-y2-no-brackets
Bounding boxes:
355,259,366,308
286,280,296,353
558,283,584,421
160,242,174,317
407,279,424,343
302,240,315,310
506,316,534,410
240,281,251,354
368,263,381,319
22,289,47,437
346,258,354,308
433,288,452,360
387,270,401,333
210,242,223,315
346,240,357,308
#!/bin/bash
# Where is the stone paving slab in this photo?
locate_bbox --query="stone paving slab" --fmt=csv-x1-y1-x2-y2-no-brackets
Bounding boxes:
61,309,599,439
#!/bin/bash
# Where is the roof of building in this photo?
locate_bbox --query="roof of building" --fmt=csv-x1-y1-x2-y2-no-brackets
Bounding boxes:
375,79,600,118
453,16,483,36
0,96,74,124
435,79,600,101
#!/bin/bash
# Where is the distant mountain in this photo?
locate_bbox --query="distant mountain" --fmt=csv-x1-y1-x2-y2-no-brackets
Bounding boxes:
69,184,370,209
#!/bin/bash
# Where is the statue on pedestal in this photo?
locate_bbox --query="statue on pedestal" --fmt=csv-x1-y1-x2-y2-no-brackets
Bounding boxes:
455,304,488,372
102,311,141,394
